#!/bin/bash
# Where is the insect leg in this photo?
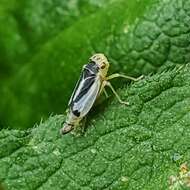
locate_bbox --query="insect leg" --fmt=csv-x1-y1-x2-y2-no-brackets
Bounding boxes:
103,88,109,98
104,81,129,105
97,80,107,97
106,73,143,82
71,117,87,136
81,116,87,134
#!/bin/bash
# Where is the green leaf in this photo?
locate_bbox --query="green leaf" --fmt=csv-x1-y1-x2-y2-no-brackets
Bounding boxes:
0,0,113,77
0,64,190,190
15,0,116,50
0,2,28,77
1,0,190,129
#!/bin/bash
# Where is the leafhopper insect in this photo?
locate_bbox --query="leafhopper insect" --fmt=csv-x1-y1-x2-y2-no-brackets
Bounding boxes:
60,53,143,135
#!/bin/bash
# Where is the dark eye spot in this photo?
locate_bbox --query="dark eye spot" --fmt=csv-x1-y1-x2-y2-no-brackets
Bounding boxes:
101,64,106,69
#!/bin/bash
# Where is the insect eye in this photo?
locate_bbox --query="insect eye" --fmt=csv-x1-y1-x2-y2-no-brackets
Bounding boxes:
101,64,106,69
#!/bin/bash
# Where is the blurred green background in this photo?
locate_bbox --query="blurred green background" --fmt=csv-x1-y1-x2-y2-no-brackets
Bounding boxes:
0,0,190,129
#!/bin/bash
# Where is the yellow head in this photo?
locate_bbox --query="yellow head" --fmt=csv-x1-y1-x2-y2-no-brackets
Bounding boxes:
89,53,110,78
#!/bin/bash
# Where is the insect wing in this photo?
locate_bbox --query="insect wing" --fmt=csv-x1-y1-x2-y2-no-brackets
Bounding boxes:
68,63,97,106
68,69,84,106
71,75,101,117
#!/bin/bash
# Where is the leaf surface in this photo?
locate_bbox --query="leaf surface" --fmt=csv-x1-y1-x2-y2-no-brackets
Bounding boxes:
1,65,190,190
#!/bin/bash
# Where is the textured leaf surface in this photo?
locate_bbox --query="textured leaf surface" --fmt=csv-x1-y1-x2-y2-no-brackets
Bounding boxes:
0,65,190,190
1,0,190,129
